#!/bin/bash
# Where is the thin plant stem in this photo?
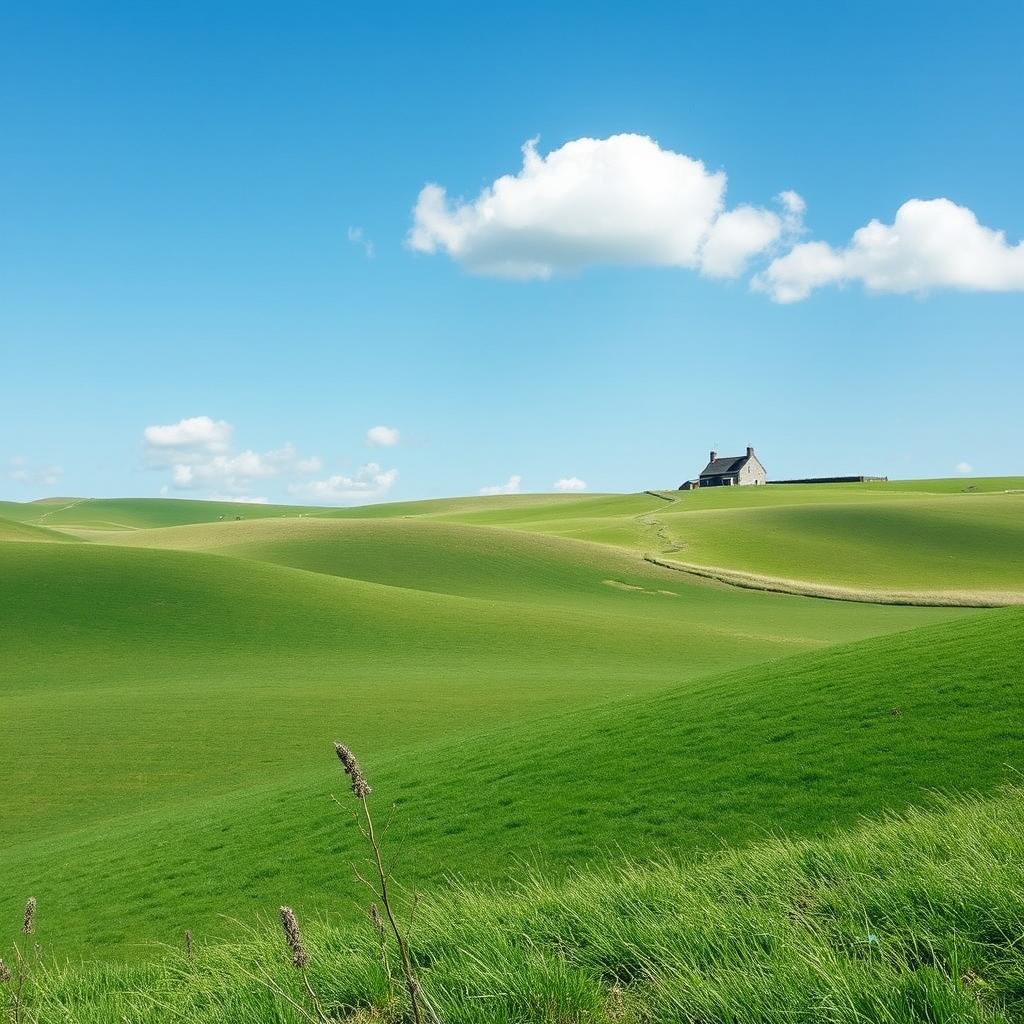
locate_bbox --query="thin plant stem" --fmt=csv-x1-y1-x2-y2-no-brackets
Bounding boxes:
358,793,431,1024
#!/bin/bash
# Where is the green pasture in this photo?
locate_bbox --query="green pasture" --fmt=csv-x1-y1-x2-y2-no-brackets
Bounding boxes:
1,480,1022,1007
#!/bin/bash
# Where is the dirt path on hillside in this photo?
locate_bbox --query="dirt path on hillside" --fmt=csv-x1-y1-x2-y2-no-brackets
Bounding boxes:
644,556,1024,608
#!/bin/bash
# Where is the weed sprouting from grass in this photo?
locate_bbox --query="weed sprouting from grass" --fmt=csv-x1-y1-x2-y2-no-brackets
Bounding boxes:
20,900,35,937
4,899,41,1024
334,741,436,1024
278,906,308,971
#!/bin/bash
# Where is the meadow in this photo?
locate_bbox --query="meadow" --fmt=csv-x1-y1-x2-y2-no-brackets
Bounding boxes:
2,478,1023,1021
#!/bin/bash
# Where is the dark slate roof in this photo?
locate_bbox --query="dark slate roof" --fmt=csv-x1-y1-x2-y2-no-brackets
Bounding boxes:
700,454,749,477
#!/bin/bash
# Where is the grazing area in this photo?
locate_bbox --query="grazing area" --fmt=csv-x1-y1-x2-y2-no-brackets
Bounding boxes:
2,480,1023,1021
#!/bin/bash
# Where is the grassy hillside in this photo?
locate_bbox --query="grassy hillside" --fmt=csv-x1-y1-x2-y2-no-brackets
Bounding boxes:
6,479,1024,597
5,596,1020,957
2,482,1022,983
1,530,952,841
317,481,1024,597
0,516,78,543
17,786,1024,1022
651,495,1024,593
0,496,324,530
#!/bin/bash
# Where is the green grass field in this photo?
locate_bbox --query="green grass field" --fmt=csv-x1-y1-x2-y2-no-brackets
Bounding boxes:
2,479,1023,1021
21,787,1024,1023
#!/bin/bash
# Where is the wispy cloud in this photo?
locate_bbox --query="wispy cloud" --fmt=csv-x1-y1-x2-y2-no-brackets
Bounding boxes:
956,461,974,474
289,463,398,503
8,456,63,488
553,476,587,491
347,225,375,259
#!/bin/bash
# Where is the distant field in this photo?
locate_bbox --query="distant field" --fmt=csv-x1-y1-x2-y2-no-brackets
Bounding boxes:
1,480,1022,972
0,516,78,543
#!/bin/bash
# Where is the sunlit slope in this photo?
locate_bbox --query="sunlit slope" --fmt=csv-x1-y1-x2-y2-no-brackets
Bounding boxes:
1,493,633,532
0,496,323,530
80,516,673,606
652,494,1024,592
3,605,1017,957
0,535,959,842
0,516,78,542
79,516,978,626
319,482,1024,596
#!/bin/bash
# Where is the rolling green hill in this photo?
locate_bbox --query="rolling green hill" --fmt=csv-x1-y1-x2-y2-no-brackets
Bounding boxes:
0,532,953,843
0,516,78,543
24,786,1024,1023
2,544,1017,956
650,495,1024,593
0,496,324,531
1,481,1022,991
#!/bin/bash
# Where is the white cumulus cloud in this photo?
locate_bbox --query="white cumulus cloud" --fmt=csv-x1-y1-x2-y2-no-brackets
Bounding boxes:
956,462,974,474
479,474,522,496
143,418,322,498
143,415,232,454
366,425,400,447
409,134,794,280
289,464,398,504
756,198,1024,302
553,477,587,491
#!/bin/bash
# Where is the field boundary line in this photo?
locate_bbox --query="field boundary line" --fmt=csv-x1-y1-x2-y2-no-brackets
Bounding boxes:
644,556,1024,608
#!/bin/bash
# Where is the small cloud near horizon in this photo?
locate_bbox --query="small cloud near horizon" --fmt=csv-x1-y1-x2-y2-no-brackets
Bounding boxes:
143,415,322,499
480,474,522,496
956,461,974,474
289,463,398,504
554,476,587,491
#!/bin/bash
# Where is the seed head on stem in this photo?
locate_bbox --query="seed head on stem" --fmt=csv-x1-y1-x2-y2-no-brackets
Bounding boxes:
278,906,308,970
22,898,36,935
0,958,11,984
334,742,372,798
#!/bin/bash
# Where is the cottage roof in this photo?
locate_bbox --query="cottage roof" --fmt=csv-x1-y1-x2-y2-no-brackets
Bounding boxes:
701,454,751,477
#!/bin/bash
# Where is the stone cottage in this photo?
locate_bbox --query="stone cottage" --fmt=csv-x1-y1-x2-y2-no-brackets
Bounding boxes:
681,447,767,489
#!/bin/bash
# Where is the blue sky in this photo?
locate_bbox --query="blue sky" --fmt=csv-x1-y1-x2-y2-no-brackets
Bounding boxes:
2,1,1023,503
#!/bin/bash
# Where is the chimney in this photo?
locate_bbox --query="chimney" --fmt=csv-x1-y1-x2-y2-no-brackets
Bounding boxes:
746,446,754,457
710,449,717,463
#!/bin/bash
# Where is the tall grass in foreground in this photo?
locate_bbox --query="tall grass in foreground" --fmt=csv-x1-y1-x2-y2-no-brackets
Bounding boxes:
12,784,1024,1022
